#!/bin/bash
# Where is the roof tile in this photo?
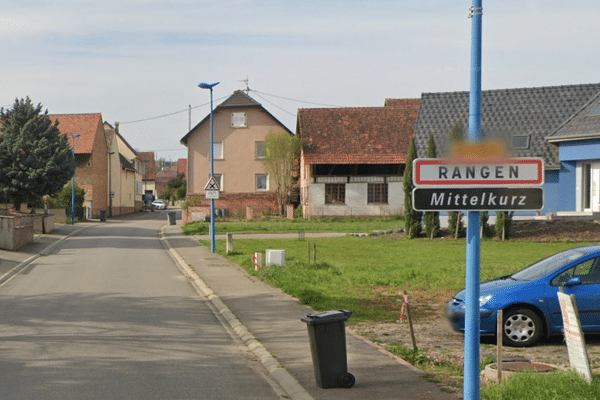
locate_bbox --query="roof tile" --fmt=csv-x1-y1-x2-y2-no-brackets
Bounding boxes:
413,84,600,168
50,113,103,154
298,99,420,165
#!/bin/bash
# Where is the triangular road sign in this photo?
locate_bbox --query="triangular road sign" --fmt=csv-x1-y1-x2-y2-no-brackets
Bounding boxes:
204,176,220,191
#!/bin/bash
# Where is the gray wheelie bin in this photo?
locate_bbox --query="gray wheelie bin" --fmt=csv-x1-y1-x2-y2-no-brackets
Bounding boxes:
301,309,355,388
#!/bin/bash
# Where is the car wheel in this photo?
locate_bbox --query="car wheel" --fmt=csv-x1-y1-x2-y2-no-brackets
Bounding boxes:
502,308,543,347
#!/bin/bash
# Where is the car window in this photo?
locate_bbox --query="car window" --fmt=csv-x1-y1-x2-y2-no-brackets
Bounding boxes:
551,257,600,286
512,249,586,281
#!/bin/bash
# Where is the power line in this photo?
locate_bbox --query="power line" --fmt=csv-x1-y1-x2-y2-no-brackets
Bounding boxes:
119,88,342,126
120,95,229,125
250,91,296,117
143,148,187,153
251,89,343,108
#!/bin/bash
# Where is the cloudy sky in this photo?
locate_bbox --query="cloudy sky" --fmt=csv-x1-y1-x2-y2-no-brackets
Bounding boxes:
2,1,598,161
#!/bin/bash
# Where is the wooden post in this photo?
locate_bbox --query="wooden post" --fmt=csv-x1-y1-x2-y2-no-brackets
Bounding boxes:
307,240,311,265
403,291,418,355
226,232,233,254
497,309,503,382
314,243,317,264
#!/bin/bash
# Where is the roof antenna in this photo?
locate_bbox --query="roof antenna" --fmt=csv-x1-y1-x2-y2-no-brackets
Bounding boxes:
238,76,250,93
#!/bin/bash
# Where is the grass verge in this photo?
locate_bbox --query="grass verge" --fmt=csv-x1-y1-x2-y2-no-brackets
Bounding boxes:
480,371,600,400
182,216,404,235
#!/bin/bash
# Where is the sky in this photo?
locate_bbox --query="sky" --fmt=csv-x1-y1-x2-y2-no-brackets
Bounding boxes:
2,0,599,162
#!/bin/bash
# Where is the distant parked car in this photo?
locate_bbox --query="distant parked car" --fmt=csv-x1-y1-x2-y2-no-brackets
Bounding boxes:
151,199,167,210
446,245,600,347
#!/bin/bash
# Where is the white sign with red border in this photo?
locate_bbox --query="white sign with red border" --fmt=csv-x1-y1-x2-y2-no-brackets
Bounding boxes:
413,158,544,187
204,176,221,191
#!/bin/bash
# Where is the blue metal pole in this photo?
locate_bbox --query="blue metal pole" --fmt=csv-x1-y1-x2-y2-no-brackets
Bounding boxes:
199,82,219,253
209,87,216,253
465,1,483,399
71,134,80,225
72,176,75,225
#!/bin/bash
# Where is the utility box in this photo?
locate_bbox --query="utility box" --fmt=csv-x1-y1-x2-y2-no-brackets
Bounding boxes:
265,249,285,266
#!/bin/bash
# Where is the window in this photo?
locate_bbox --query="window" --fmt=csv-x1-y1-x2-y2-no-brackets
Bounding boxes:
552,257,600,286
231,112,247,128
368,183,388,204
256,174,268,190
510,135,530,150
255,142,265,159
211,142,223,159
583,163,592,210
325,183,345,204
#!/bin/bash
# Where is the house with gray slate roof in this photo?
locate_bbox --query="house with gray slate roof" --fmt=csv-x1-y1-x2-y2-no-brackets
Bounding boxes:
547,92,600,213
413,83,600,215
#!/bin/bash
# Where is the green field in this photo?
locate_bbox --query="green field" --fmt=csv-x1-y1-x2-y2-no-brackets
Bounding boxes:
200,232,592,323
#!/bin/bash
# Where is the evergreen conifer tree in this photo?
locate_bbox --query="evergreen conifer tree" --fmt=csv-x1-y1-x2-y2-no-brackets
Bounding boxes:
495,211,513,240
448,122,464,238
423,134,440,239
403,138,422,238
0,98,76,211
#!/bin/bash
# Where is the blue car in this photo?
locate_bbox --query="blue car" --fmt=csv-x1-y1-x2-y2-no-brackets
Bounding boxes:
446,245,600,347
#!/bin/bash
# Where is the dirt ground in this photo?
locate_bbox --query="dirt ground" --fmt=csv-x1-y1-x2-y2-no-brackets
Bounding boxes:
352,219,600,390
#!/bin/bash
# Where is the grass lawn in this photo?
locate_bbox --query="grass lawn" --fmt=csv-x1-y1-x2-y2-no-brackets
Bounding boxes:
182,216,404,235
200,233,593,323
480,371,600,400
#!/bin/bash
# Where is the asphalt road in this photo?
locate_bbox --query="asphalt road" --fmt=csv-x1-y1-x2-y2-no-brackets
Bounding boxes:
0,212,284,400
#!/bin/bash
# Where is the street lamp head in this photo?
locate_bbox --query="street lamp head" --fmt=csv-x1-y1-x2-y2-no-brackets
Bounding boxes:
71,134,81,138
198,82,220,90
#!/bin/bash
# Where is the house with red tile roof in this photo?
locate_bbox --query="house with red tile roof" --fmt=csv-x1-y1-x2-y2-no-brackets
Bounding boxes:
155,167,178,199
51,113,109,219
296,99,420,218
177,159,187,179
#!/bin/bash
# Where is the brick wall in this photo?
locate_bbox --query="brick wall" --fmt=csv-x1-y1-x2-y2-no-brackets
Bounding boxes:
183,192,279,223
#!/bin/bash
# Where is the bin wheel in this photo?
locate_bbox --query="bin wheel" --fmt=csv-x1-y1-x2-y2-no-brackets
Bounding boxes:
338,372,355,388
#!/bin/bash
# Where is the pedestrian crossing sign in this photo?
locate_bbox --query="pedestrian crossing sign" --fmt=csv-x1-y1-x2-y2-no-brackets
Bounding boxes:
204,176,220,191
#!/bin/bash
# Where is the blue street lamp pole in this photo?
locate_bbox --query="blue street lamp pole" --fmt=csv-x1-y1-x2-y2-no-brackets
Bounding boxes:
71,134,81,225
464,1,483,399
199,81,219,253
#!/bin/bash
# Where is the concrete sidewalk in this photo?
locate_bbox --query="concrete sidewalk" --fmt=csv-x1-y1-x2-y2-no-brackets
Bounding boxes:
162,224,461,400
0,223,94,285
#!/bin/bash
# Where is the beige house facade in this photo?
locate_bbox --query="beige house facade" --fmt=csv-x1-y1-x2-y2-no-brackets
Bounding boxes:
181,90,292,221
103,123,148,215
115,130,145,212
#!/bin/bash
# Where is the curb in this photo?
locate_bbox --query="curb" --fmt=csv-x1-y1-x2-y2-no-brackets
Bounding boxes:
159,225,314,400
0,225,91,286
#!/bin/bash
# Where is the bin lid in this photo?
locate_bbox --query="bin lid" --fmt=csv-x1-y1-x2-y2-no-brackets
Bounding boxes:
301,309,352,325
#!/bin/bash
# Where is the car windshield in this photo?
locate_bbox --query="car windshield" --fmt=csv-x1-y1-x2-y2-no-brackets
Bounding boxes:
511,249,586,281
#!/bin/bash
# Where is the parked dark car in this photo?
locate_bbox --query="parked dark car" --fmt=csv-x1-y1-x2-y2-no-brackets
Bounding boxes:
151,199,167,210
446,245,600,347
